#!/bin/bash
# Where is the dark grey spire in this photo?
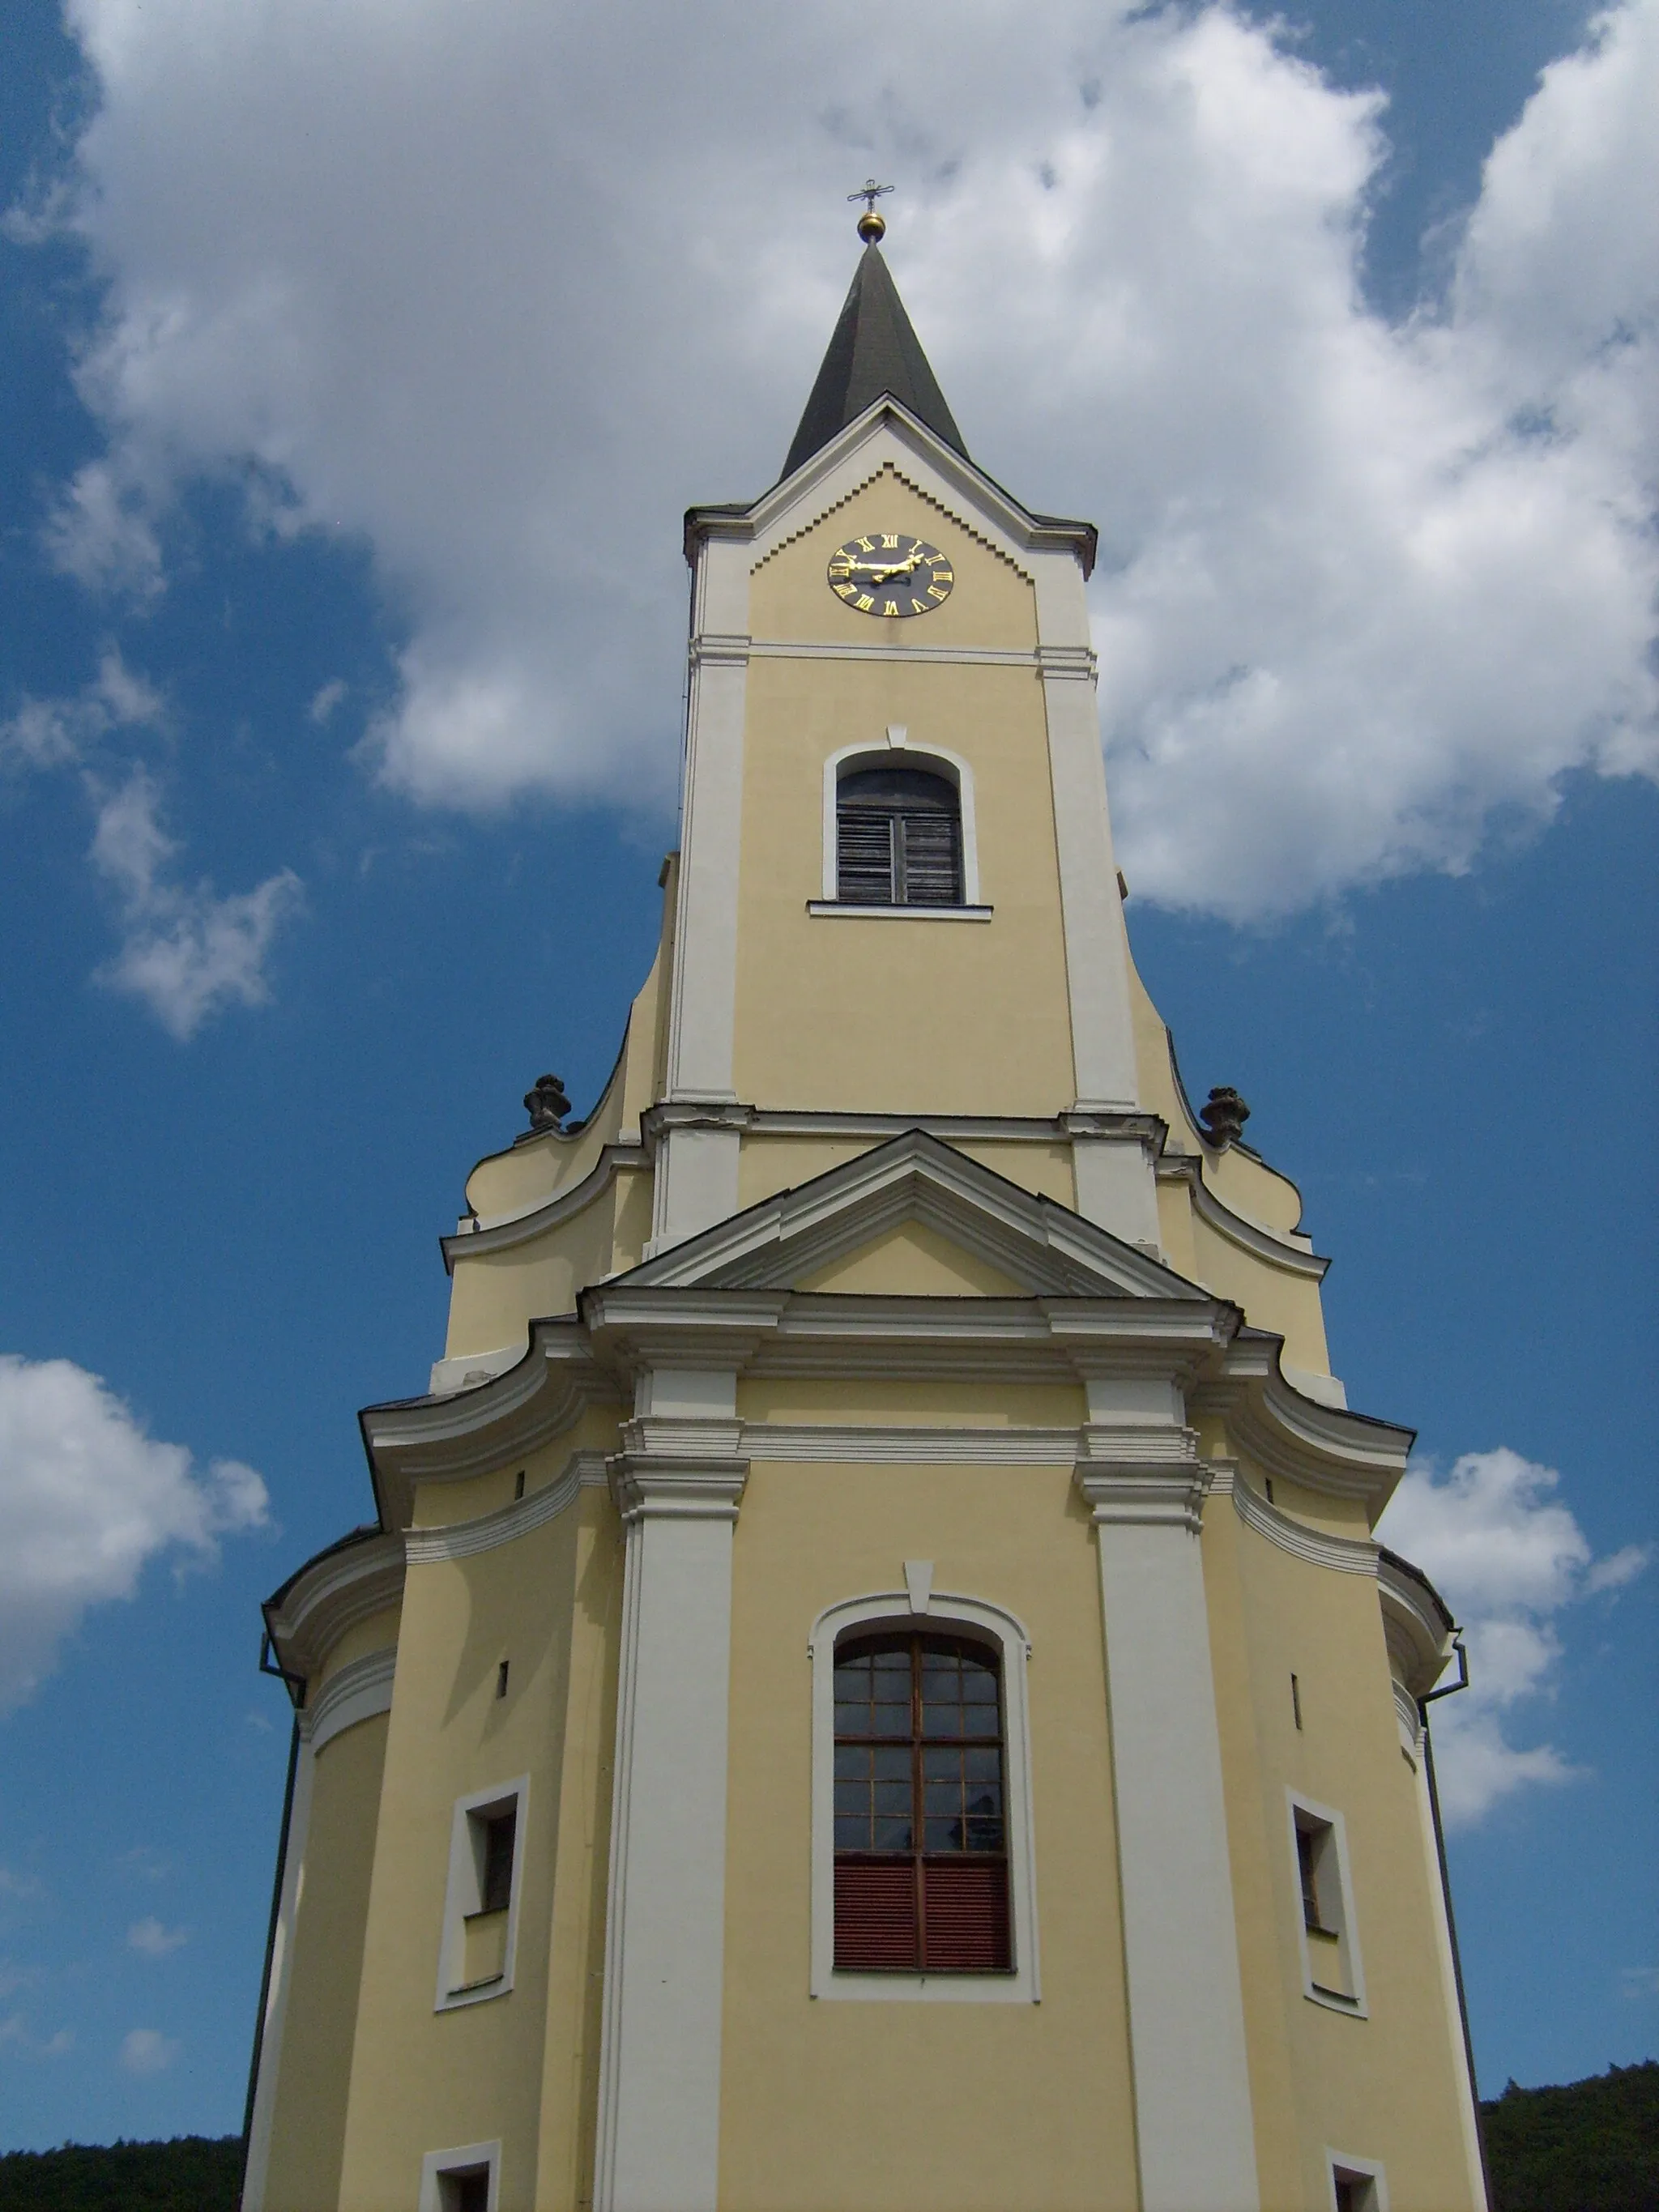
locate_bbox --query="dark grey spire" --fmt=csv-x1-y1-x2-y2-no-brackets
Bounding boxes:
782,244,968,479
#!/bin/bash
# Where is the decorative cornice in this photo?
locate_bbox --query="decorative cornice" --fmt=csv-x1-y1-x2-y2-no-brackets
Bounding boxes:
442,1142,649,1264
361,1333,625,1497
263,1531,405,1688
404,1450,609,1563
743,1421,1081,1464
688,632,752,667
1035,644,1098,681
609,1458,748,1524
641,1099,756,1143
1392,1677,1423,1762
1196,1335,1412,1514
302,1646,396,1754
741,638,1044,668
1076,1421,1201,1468
1155,1153,1328,1277
1077,1462,1212,1535
1219,1464,1380,1575
1377,1549,1459,1698
616,1128,1206,1304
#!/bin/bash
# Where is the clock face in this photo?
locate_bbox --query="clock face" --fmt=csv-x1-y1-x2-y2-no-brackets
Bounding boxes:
827,533,954,617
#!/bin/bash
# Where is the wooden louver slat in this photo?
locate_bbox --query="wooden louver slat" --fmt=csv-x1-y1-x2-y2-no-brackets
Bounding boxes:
835,811,897,902
919,1859,1009,1971
900,812,962,904
834,1857,919,1970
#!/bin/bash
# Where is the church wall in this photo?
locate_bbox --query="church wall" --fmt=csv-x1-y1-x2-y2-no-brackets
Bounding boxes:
1183,1212,1333,1375
313,1603,402,1689
258,1714,386,2212
334,1498,608,2212
1203,1494,1482,2212
731,484,1078,1118
734,1134,1078,1217
730,652,1076,1116
716,1455,1141,2212
737,1375,1086,1433
443,1168,652,1353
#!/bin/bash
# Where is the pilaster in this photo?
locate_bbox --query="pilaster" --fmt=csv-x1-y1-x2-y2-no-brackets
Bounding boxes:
1078,1434,1260,2212
594,1372,748,2212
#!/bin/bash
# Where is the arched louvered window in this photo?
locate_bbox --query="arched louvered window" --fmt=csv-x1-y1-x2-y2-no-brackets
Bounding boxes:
836,765,963,907
832,1630,1011,1971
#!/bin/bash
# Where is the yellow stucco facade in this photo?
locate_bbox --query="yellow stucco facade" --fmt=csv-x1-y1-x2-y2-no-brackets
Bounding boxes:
246,245,1486,2212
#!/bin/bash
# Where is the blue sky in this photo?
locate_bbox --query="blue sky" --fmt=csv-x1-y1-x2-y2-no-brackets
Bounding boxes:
1,0,1654,2150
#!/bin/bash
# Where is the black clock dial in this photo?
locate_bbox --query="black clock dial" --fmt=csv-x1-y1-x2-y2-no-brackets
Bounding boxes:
826,533,954,617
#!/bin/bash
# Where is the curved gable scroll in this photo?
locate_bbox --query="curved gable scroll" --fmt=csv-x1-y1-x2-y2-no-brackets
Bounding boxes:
808,1588,1039,2004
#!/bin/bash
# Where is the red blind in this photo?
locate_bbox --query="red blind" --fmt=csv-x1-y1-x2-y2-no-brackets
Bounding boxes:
919,1859,1009,1971
835,1857,918,1969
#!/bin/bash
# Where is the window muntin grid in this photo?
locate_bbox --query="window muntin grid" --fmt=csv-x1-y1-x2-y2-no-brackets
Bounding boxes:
833,1638,1005,1853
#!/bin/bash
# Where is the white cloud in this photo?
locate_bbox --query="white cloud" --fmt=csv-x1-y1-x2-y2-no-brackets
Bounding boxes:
88,767,304,1039
126,1917,188,1958
1380,1447,1649,1826
1,647,164,772
307,677,347,725
0,1352,269,1712
17,0,1652,910
0,2016,74,2060
44,458,164,599
119,2027,178,2075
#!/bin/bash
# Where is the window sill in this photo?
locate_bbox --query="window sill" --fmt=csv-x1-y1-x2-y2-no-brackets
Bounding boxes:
1305,1982,1367,2017
817,1966,1035,2004
807,901,992,922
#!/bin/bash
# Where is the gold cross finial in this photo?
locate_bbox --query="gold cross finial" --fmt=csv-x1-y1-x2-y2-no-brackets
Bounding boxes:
848,177,893,244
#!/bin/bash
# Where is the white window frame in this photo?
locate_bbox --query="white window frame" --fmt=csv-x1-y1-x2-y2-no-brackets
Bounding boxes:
808,1587,1039,2002
1288,1789,1367,2018
418,2138,501,2212
434,1777,528,2013
816,736,983,909
1326,2149,1390,2212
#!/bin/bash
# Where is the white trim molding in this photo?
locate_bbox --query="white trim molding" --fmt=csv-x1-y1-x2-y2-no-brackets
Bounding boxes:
1079,1458,1260,2211
404,1450,609,1564
594,1396,747,2212
1289,1790,1368,2018
435,1776,529,2014
1326,2150,1390,2212
1222,1465,1380,1576
419,2139,501,2212
819,737,983,905
301,1647,395,1754
807,901,992,922
807,1588,1040,2005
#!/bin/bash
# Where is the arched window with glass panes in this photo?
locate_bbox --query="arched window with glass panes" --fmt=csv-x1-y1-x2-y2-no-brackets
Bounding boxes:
835,765,963,906
832,1630,1011,1971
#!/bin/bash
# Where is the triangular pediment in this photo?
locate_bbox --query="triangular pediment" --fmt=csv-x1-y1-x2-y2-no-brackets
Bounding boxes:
621,1132,1205,1302
689,403,1096,589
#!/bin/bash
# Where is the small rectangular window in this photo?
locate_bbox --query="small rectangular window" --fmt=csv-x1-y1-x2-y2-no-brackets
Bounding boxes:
436,1780,527,2011
480,1807,515,1911
1291,1673,1303,1730
419,2141,500,2212
1328,2154,1388,2212
1290,1793,1367,2015
444,2171,489,2212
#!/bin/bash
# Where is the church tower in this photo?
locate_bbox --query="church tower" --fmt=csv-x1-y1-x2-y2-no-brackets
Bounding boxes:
243,209,1489,2212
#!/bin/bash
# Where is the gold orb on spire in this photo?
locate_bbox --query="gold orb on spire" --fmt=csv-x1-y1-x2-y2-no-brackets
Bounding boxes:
849,177,893,244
